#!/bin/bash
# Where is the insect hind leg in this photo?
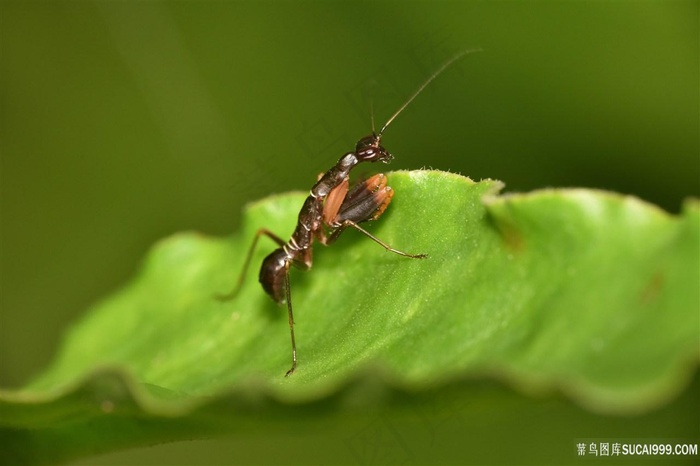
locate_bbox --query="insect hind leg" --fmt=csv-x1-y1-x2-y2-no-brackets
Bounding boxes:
216,228,287,301
283,261,297,377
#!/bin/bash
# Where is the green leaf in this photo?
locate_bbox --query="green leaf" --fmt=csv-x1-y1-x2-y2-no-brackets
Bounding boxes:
1,170,698,464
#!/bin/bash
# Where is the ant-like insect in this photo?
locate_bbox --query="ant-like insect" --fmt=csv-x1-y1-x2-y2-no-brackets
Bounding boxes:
219,49,481,376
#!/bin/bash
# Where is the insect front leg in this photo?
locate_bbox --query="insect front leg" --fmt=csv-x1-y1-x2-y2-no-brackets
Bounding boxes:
217,228,286,301
318,173,382,245
336,173,393,225
326,173,427,259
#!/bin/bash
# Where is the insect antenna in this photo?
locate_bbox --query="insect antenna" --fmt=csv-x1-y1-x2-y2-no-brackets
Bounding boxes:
378,47,483,138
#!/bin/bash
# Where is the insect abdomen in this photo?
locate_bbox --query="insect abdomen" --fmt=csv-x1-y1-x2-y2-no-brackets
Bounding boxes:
259,249,289,303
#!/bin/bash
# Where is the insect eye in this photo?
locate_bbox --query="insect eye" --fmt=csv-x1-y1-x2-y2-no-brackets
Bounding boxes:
355,146,393,163
356,147,380,162
355,135,375,152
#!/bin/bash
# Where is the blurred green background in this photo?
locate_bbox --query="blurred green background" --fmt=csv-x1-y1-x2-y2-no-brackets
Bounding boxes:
1,1,698,464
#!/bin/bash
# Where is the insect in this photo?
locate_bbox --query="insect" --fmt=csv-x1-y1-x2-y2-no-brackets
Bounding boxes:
219,49,481,376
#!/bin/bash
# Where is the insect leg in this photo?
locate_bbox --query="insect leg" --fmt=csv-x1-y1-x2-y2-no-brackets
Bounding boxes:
335,173,392,224
322,177,349,227
344,220,427,259
283,261,297,377
217,228,287,301
326,174,427,258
